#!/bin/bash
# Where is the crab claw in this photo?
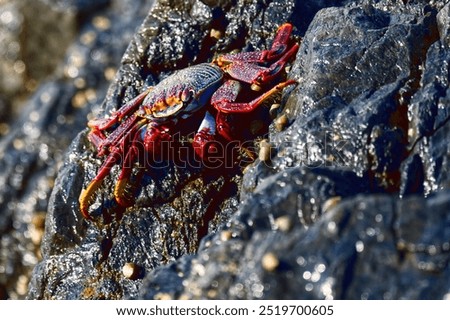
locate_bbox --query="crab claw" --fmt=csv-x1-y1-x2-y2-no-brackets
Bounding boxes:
268,23,295,59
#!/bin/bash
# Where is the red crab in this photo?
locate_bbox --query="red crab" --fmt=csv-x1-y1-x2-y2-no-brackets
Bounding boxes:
79,23,299,220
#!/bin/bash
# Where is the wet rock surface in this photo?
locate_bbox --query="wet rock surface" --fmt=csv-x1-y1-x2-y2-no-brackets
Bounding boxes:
0,0,446,300
141,190,450,299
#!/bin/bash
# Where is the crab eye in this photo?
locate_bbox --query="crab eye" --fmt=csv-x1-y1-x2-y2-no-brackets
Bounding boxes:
181,88,193,102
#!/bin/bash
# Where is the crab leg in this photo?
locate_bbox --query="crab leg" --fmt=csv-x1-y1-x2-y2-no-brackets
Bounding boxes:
89,112,143,157
113,145,139,207
222,43,299,85
113,124,147,207
114,120,175,205
269,22,297,59
216,23,296,65
212,79,296,114
79,115,146,219
79,147,122,220
88,87,153,131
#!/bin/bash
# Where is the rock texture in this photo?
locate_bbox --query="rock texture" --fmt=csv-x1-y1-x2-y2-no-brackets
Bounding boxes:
0,0,447,300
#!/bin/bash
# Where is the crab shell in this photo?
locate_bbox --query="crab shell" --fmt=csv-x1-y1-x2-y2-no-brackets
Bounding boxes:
141,63,224,120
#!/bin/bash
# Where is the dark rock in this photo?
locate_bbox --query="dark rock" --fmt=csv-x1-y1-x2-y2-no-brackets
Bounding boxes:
275,4,439,193
437,1,450,47
141,192,450,299
402,2,450,195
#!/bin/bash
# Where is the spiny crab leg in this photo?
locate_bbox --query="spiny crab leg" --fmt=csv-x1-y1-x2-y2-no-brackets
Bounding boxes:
212,79,297,114
216,23,296,66
113,121,175,206
222,42,299,86
89,113,141,157
79,147,122,220
88,87,153,131
79,115,146,220
113,126,146,207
